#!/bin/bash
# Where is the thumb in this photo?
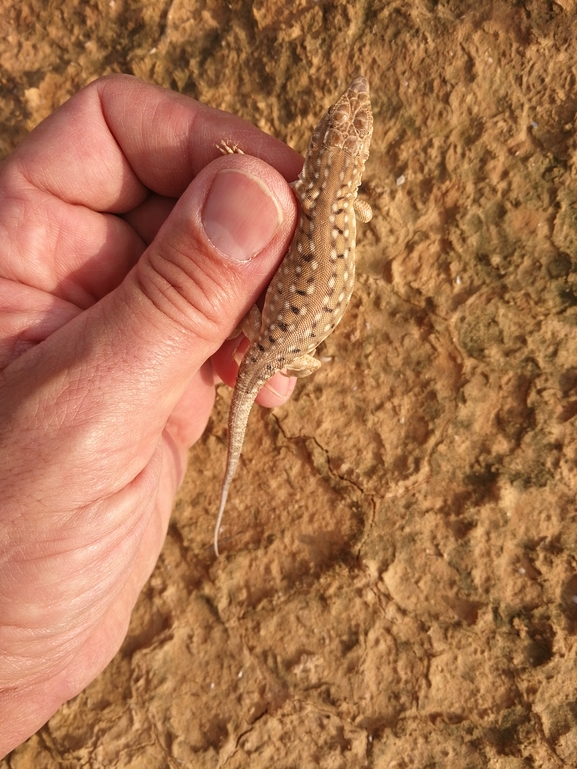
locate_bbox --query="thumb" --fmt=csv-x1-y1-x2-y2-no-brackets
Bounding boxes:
135,152,297,369
108,150,298,449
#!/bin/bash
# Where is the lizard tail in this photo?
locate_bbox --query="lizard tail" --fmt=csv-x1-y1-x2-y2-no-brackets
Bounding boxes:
214,383,260,556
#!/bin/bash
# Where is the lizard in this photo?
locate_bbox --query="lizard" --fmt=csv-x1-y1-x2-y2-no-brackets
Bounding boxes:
213,75,373,556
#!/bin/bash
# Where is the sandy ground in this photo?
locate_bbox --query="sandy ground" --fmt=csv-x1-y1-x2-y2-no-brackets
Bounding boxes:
2,0,577,766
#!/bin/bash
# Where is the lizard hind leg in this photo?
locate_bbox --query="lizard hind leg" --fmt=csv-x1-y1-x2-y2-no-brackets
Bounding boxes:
283,353,321,378
226,304,262,342
240,305,263,342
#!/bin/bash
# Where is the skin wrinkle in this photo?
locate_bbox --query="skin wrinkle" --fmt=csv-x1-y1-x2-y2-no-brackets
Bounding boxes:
96,92,146,202
139,246,228,345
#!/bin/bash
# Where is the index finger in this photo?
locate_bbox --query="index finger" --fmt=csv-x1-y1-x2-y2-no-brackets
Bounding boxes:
7,74,303,212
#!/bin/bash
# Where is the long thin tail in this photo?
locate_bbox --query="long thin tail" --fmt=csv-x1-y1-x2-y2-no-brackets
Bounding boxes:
214,384,260,556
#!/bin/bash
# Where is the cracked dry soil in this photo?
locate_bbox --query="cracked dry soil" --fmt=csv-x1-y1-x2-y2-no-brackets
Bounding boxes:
2,1,577,767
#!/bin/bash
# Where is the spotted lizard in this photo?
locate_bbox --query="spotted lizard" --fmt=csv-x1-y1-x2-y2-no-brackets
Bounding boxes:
214,75,373,556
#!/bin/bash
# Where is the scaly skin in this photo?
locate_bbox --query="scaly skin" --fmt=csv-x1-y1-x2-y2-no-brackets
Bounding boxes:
214,76,373,555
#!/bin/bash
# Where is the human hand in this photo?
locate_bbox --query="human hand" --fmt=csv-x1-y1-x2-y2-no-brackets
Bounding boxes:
0,74,301,757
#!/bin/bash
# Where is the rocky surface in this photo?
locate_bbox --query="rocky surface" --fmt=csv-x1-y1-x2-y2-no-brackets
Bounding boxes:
2,1,577,766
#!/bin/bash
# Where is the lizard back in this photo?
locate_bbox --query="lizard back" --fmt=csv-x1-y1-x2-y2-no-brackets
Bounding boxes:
236,75,373,395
